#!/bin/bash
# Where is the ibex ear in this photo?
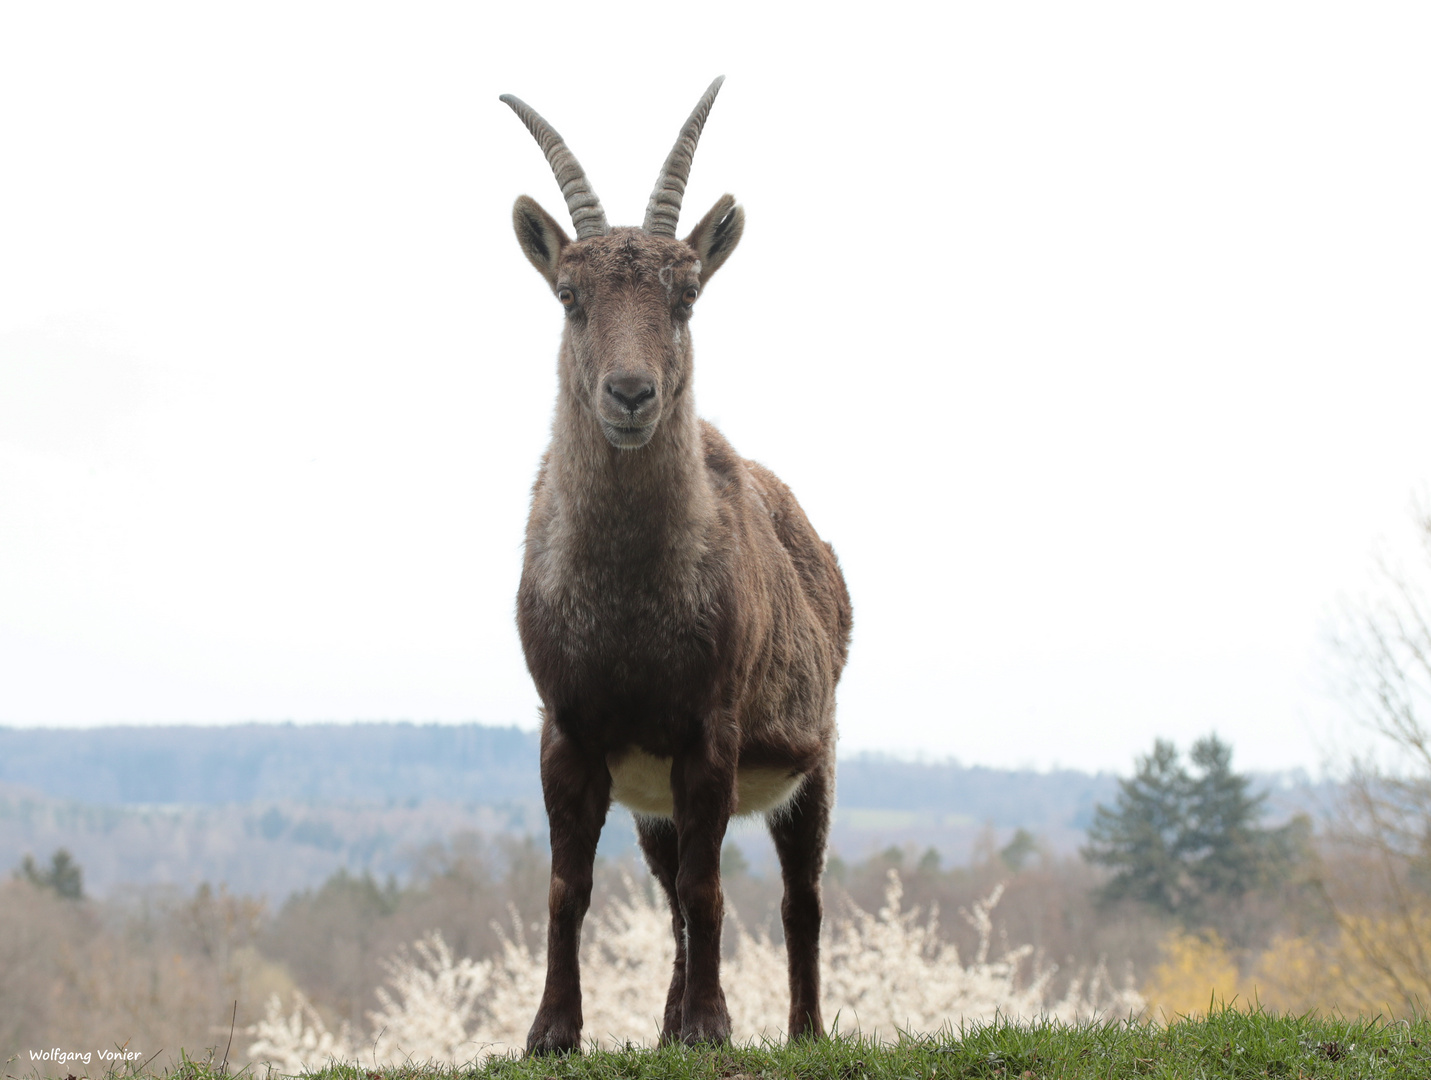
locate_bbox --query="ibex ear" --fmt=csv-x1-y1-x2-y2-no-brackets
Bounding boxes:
512,195,570,289
683,194,744,282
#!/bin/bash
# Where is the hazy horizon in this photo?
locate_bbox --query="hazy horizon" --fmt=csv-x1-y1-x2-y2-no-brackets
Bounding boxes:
0,717,1333,782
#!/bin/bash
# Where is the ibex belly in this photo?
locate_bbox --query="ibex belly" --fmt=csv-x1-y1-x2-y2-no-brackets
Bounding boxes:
606,748,803,818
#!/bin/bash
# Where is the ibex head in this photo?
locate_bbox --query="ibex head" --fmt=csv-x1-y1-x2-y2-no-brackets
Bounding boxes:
502,78,744,450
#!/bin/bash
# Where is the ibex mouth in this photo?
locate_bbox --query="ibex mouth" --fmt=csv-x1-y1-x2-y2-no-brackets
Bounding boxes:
601,421,655,450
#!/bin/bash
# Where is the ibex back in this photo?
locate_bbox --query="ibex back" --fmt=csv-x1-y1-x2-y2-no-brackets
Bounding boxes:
502,77,852,1052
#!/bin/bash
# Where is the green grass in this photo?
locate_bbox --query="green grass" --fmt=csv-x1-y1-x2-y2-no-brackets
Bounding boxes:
21,1010,1431,1080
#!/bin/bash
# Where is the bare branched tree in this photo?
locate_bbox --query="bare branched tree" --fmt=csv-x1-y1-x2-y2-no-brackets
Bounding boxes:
1325,498,1431,1011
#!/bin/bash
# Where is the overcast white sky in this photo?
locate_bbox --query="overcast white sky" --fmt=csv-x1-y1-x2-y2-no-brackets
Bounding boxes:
1,2,1428,775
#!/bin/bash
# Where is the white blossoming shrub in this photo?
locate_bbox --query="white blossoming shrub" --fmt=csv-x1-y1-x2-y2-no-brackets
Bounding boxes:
246,990,356,1073
247,871,1143,1068
821,877,1045,1036
369,934,494,1063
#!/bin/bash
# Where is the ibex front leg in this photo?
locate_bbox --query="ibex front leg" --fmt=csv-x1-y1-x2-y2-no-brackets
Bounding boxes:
670,744,735,1045
527,719,610,1055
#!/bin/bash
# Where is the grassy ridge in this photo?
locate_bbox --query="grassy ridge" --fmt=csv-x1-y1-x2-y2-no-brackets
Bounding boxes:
30,1011,1431,1080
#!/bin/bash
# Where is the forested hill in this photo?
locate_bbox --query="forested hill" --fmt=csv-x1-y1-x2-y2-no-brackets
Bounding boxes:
834,756,1115,828
0,722,542,805
0,722,1118,824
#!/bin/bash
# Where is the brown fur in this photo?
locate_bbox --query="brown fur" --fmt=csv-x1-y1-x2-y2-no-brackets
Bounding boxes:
511,167,850,1051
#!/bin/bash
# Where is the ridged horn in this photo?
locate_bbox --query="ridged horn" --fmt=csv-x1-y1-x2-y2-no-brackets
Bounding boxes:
499,93,609,240
643,76,725,238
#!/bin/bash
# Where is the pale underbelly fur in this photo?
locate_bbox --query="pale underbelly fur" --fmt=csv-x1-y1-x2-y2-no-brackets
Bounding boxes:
607,748,805,818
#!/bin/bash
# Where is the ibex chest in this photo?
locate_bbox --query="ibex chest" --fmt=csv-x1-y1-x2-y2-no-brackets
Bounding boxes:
518,544,730,697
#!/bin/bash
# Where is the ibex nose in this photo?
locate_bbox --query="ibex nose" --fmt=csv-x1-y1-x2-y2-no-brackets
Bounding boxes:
606,375,655,412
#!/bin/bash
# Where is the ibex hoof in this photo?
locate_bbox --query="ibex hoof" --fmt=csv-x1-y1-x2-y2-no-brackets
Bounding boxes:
525,1018,582,1056
680,1012,732,1047
787,1009,825,1042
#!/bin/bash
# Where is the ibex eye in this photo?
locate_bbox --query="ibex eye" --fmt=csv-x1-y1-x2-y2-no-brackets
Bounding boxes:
558,287,576,307
682,286,699,306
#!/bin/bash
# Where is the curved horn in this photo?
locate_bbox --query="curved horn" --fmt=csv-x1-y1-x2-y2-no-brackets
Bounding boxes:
499,94,609,240
643,76,725,238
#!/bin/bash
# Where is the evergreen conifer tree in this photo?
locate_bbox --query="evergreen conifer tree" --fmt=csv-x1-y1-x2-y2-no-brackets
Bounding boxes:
1183,735,1270,900
1082,738,1194,912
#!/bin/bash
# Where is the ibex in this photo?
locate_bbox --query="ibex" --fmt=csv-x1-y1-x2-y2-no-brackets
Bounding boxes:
502,77,852,1052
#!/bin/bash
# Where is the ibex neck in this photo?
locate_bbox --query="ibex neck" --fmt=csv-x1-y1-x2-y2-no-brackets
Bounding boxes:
548,390,715,563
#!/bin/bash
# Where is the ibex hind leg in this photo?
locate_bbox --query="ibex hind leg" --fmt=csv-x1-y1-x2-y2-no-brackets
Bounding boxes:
635,815,687,1045
769,760,833,1040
